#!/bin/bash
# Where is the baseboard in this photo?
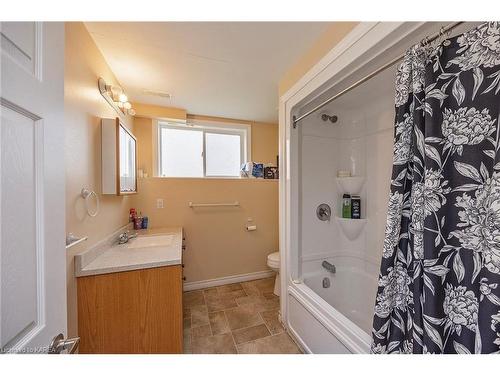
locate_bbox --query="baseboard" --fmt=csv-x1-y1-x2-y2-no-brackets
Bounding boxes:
183,270,275,291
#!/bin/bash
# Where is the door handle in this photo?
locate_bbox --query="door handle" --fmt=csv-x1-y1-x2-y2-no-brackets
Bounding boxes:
49,333,80,354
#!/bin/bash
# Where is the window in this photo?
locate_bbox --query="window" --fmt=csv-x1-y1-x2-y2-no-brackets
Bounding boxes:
157,121,250,178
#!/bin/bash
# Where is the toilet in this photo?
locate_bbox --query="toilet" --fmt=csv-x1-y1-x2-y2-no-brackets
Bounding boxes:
267,251,280,296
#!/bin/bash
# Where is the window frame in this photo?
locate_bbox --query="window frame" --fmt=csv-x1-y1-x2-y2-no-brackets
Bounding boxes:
156,119,251,178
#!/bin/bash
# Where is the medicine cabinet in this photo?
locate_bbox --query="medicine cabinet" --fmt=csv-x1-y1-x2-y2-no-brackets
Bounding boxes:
101,118,137,195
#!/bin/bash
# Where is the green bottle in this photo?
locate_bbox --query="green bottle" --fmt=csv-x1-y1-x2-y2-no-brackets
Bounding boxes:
342,194,351,219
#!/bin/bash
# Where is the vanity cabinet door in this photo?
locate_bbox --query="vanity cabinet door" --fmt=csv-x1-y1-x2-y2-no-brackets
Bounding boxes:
77,265,183,353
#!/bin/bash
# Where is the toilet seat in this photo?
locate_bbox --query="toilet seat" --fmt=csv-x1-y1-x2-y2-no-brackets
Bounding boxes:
267,252,280,269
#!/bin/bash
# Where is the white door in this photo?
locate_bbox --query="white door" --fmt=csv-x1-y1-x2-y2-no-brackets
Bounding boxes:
1,22,67,353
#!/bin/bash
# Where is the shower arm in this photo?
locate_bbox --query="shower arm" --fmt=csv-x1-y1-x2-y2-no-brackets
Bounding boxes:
292,22,464,128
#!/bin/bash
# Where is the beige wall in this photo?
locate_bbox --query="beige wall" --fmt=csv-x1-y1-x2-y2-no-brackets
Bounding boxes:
133,114,279,282
134,116,155,177
133,102,187,121
279,22,358,96
64,22,135,338
135,178,278,282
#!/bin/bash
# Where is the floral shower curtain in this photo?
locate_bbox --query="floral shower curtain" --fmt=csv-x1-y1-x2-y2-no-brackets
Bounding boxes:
372,22,500,354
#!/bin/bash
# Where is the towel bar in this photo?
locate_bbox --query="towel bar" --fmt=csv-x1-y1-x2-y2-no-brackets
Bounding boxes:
188,201,240,208
66,234,88,249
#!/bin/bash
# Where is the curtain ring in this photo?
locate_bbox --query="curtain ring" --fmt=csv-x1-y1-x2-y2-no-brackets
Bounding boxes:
438,26,446,45
442,26,452,46
81,188,100,217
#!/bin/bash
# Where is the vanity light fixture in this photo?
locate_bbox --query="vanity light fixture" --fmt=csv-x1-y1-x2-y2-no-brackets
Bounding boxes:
98,77,135,116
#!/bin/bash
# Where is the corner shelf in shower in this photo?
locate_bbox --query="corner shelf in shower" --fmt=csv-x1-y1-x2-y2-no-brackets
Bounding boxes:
336,217,367,240
336,176,365,194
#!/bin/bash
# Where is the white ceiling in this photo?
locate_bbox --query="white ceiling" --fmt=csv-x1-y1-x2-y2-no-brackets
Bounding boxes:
85,22,331,123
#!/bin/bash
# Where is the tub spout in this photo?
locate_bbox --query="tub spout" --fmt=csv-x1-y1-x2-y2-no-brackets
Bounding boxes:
322,261,336,274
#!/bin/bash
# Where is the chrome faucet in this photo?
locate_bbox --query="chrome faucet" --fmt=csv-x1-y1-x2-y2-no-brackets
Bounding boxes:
322,260,336,274
117,231,138,244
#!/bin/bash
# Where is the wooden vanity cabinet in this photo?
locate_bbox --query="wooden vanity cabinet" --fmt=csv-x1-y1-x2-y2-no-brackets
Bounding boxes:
77,265,183,353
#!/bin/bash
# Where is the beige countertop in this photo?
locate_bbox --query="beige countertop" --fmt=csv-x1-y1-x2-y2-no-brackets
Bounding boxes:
75,227,183,277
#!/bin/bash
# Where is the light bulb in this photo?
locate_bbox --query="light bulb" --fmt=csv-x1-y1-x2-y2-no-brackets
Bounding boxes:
124,102,132,110
110,85,122,99
118,93,128,103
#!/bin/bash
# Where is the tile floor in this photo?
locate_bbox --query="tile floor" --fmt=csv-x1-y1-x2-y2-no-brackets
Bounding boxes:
183,277,302,354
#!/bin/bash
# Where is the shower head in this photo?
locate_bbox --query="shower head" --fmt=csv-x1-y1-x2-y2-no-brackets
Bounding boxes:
321,114,338,123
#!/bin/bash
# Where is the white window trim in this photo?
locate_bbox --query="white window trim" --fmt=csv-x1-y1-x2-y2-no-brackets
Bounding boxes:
155,119,252,178
152,119,159,178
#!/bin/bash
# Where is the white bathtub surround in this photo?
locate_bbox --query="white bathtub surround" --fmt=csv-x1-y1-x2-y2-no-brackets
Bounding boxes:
75,227,183,277
288,78,395,353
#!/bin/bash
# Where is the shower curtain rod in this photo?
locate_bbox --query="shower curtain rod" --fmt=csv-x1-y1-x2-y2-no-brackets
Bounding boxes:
292,22,464,128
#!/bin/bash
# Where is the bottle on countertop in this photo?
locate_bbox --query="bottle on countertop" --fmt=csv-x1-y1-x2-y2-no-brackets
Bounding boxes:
351,195,361,219
134,211,143,230
129,208,137,222
342,194,351,219
141,215,149,229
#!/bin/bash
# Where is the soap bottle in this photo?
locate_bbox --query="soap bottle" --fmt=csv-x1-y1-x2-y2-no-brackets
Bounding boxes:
351,195,361,219
342,194,351,219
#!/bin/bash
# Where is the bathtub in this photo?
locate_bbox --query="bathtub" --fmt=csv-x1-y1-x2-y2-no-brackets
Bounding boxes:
286,261,378,353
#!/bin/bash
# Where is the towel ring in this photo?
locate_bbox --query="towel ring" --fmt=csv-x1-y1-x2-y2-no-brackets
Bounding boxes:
81,188,100,217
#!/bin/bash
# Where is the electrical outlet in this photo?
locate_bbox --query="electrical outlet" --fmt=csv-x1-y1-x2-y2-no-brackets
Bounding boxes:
156,198,164,209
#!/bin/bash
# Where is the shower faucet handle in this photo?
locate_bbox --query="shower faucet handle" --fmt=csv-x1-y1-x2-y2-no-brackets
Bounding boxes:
322,261,336,274
316,203,331,221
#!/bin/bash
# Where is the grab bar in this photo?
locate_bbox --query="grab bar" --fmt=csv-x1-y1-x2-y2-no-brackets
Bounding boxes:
188,201,240,208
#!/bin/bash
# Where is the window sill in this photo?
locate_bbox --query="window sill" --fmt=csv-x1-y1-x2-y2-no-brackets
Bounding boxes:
140,176,278,182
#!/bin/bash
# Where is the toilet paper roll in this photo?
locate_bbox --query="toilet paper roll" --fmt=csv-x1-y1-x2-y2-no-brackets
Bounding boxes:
246,225,257,231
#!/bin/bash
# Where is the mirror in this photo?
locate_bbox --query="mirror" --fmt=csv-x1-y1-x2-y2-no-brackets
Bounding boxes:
118,124,137,194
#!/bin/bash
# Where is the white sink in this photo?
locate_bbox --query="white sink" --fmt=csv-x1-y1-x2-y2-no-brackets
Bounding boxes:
127,234,174,249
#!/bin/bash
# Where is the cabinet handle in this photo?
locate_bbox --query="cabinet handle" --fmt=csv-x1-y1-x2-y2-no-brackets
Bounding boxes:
182,276,186,281
182,264,185,268
182,245,186,250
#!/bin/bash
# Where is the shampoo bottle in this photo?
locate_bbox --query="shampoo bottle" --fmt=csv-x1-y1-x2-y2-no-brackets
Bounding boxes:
342,194,351,219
